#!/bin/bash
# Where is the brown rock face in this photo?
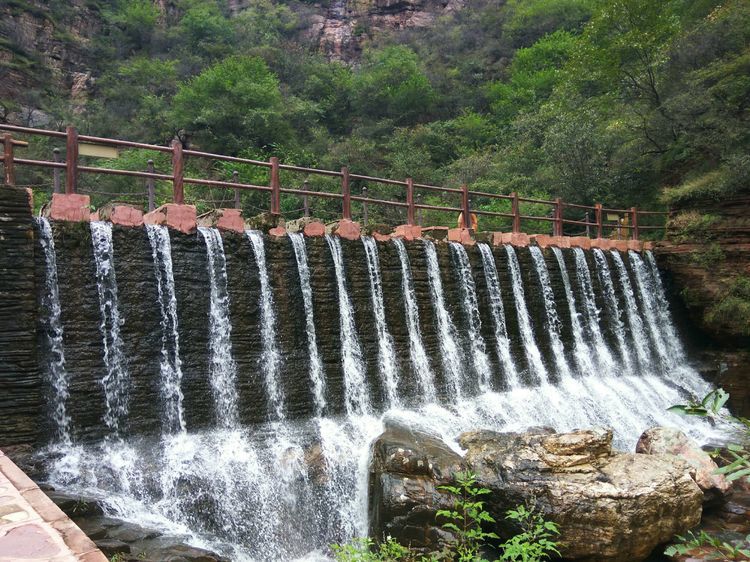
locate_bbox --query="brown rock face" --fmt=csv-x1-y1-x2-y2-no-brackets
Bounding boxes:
369,426,703,562
460,429,703,562
637,427,730,505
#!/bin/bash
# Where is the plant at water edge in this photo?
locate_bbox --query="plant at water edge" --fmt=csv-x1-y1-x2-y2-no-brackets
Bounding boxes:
436,470,499,562
331,536,418,562
664,530,750,560
499,504,560,562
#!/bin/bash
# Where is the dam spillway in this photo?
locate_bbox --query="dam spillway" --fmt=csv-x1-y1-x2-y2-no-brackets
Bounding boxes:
30,218,716,561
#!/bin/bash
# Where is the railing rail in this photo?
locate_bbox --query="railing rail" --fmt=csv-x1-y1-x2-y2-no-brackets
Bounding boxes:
0,124,669,239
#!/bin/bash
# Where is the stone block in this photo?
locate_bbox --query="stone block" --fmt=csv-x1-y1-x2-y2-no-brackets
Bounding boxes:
269,225,287,238
509,233,530,247
143,204,196,234
533,234,555,248
491,232,505,246
392,224,422,241
569,236,591,250
592,238,613,251
643,241,654,251
303,221,326,237
216,209,244,234
99,203,143,228
628,239,642,252
613,240,629,252
422,226,449,240
448,228,475,245
333,219,361,241
373,232,391,242
48,193,90,222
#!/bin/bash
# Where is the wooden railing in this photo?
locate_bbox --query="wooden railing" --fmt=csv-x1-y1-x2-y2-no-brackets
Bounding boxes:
0,124,668,239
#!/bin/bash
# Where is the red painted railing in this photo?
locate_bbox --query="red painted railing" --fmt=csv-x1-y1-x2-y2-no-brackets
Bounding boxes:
0,124,667,239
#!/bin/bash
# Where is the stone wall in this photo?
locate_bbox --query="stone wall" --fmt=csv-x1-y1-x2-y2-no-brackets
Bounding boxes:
0,187,41,447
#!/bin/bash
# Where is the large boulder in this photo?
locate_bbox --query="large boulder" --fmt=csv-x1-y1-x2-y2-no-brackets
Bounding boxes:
636,426,731,505
368,421,466,550
460,428,704,562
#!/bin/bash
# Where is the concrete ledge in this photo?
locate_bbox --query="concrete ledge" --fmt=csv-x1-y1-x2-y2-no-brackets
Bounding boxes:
0,450,107,561
144,204,197,235
48,193,90,222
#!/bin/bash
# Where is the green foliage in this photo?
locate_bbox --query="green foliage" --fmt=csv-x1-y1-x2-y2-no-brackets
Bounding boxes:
331,537,417,562
499,505,560,562
705,276,750,336
665,530,750,559
437,471,499,561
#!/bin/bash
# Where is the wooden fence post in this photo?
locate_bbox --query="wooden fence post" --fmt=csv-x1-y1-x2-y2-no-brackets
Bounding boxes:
631,207,639,241
461,184,471,229
303,180,310,217
171,139,184,204
233,170,240,210
65,125,78,194
270,156,280,215
3,134,14,186
511,191,521,233
554,197,563,236
406,178,415,226
595,203,603,239
147,159,155,211
342,166,351,220
361,186,368,225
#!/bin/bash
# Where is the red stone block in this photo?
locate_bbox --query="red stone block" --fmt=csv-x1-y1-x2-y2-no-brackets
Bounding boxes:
448,228,475,245
592,238,613,251
393,224,422,241
268,225,287,238
144,204,197,234
491,232,505,246
49,193,90,222
110,206,144,227
533,234,555,248
216,209,244,234
613,240,629,252
90,211,100,221
334,219,361,241
422,226,450,240
643,241,654,251
570,236,591,250
303,221,326,237
509,233,530,247
373,232,391,242
628,239,642,252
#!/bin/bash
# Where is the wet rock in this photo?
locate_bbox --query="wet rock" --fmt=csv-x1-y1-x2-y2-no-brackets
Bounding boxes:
96,538,131,557
460,428,703,562
368,421,466,550
637,427,731,505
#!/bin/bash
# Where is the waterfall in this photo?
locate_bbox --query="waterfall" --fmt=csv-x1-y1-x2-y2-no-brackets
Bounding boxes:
477,243,519,388
551,247,596,377
326,234,370,415
393,238,436,402
247,230,285,421
361,236,400,407
90,221,130,434
504,245,548,384
573,248,617,376
37,217,71,444
529,246,572,379
449,242,492,391
289,232,326,415
424,240,464,400
592,249,633,374
146,225,186,434
644,251,687,360
629,251,672,368
199,227,239,428
610,250,652,370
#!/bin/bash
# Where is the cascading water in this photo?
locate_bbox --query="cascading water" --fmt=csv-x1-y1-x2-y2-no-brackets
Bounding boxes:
37,217,71,444
39,228,724,562
449,242,492,391
505,245,548,384
90,221,130,434
424,240,465,400
529,245,572,379
326,234,370,416
146,224,186,434
247,230,285,421
199,226,240,428
393,238,437,402
290,232,326,415
362,236,400,407
592,248,634,374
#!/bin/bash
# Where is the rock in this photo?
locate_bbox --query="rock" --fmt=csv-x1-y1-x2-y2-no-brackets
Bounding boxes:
637,427,731,504
197,209,244,234
460,428,703,562
363,223,393,236
96,538,131,557
333,219,361,240
245,211,284,231
286,216,325,235
368,421,466,551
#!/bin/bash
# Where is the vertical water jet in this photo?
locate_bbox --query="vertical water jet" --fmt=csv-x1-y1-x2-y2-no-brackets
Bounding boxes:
592,248,633,374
